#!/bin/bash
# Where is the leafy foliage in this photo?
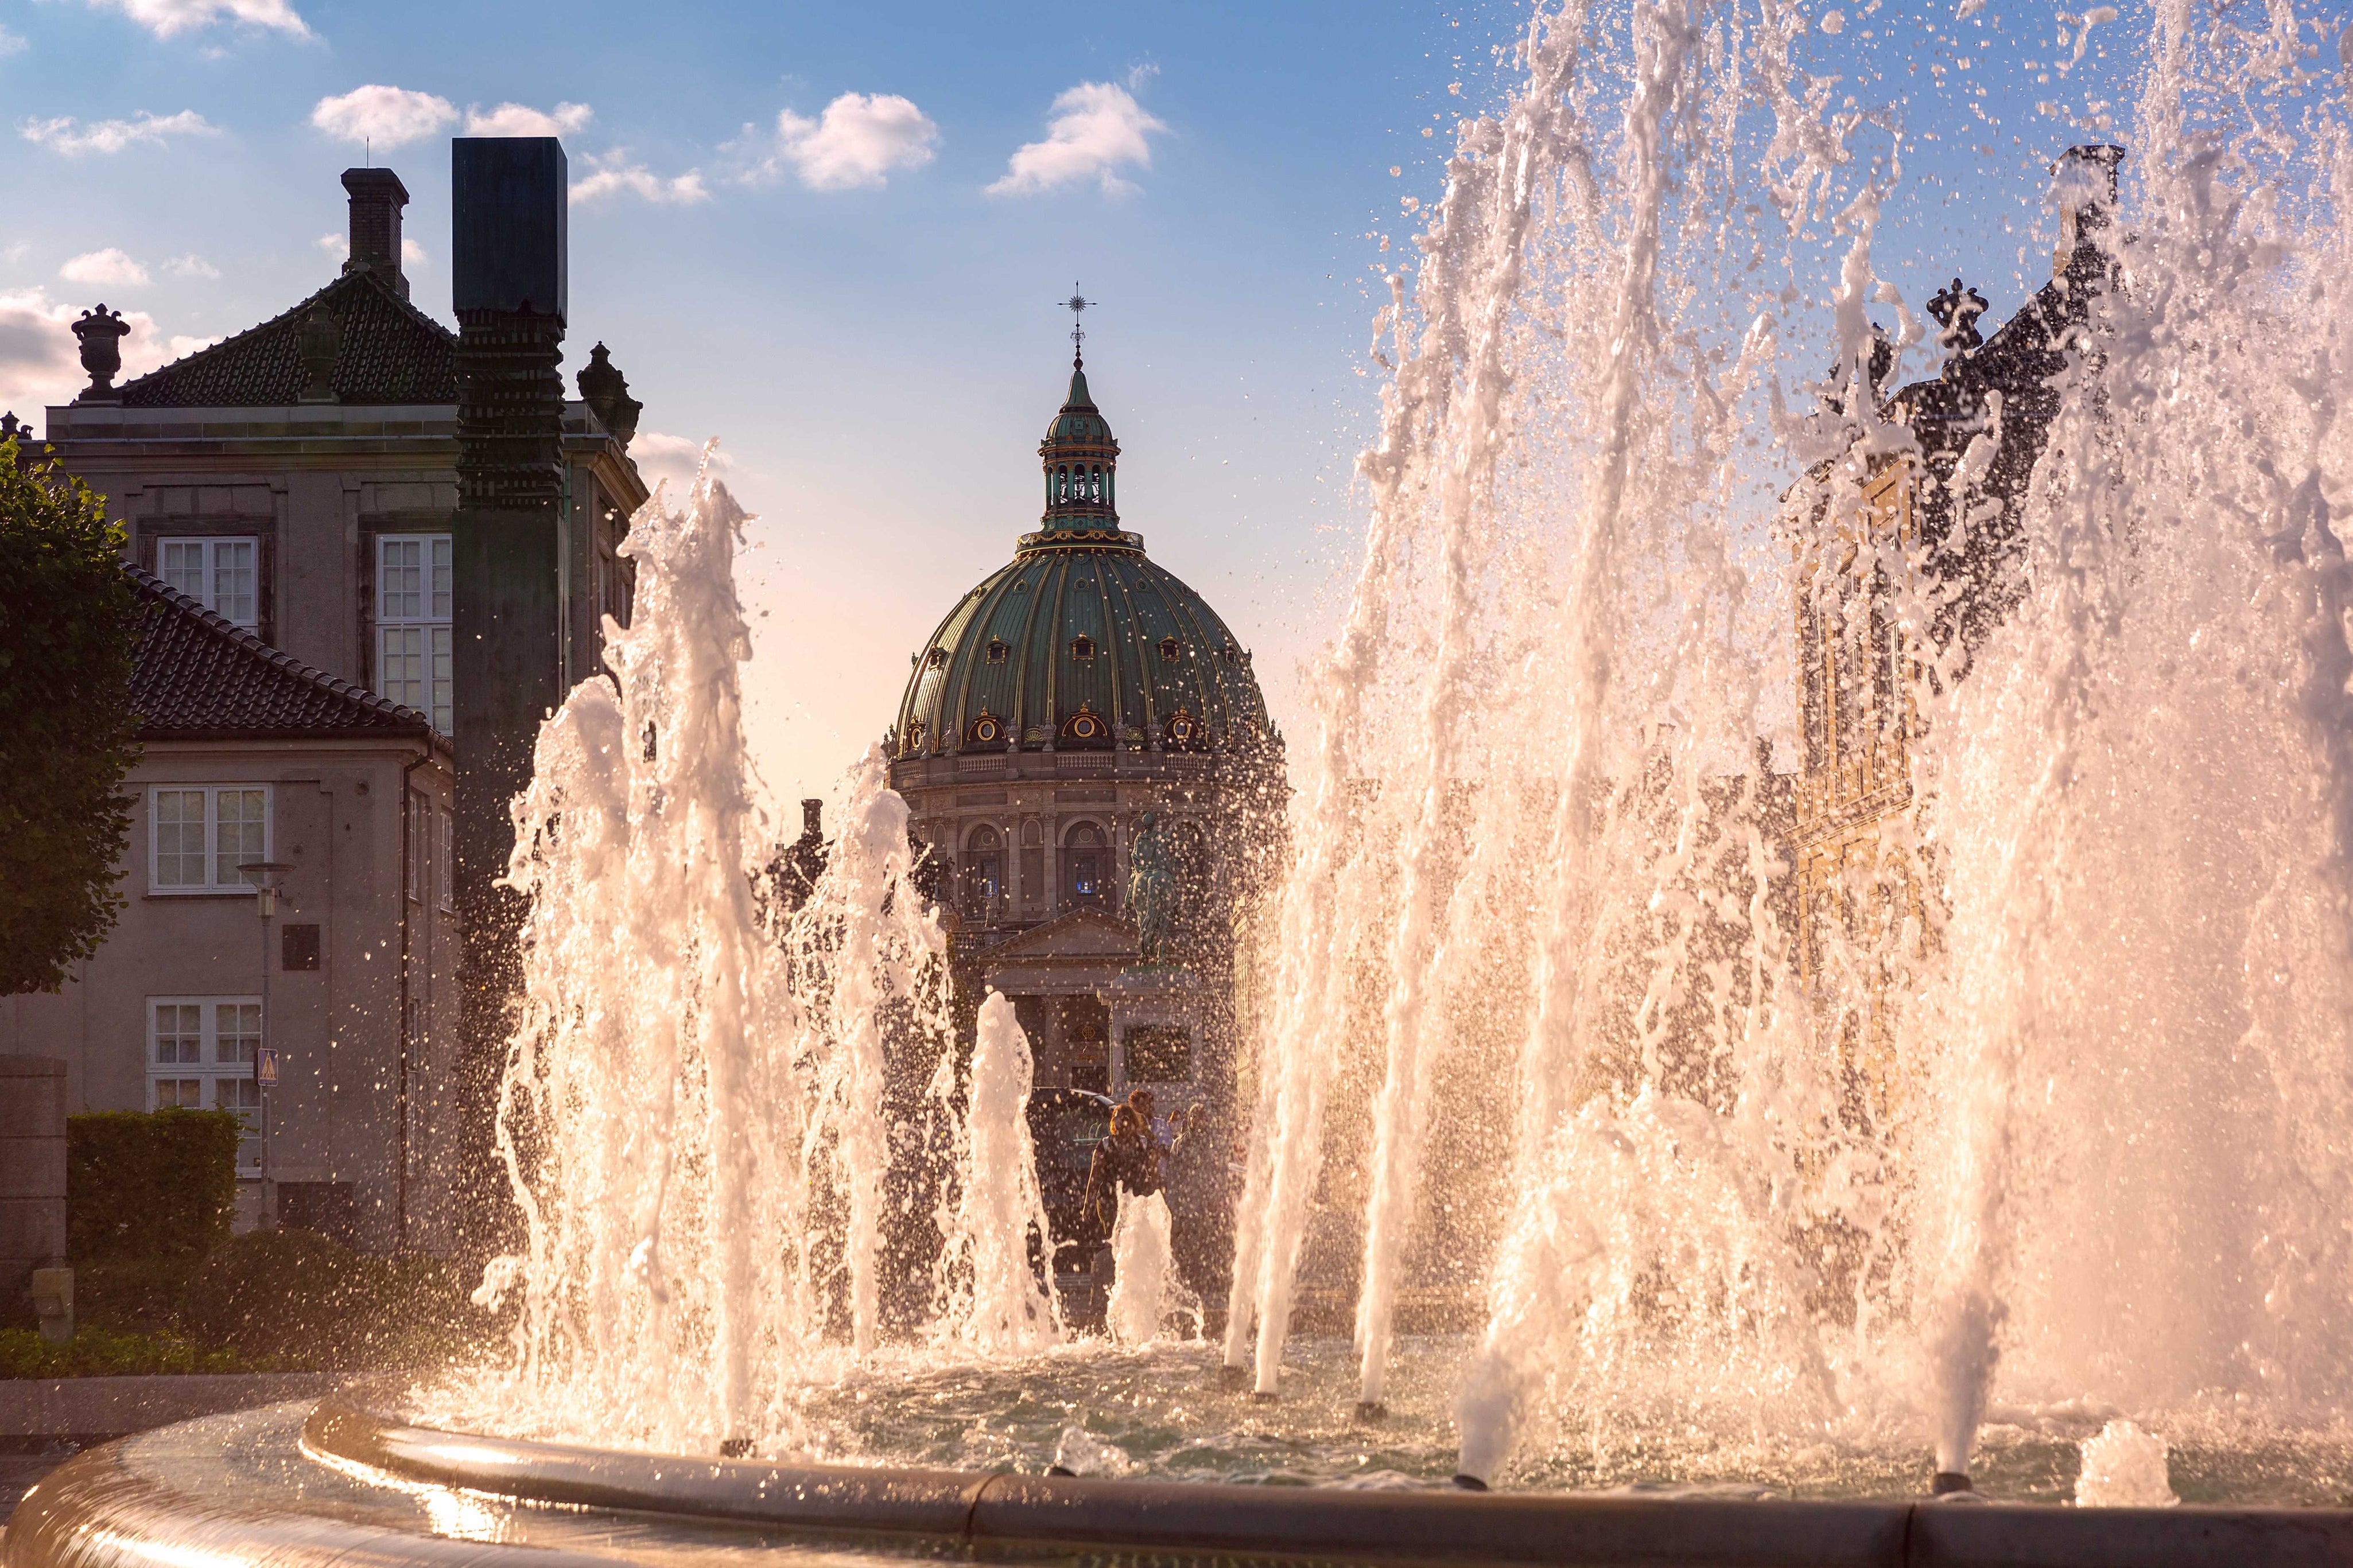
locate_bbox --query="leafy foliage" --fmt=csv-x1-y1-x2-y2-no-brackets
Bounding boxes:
0,435,141,995
67,1110,240,1263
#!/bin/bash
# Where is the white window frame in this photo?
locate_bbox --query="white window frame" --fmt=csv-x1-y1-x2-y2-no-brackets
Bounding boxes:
376,533,452,733
157,536,262,628
437,807,456,912
147,997,264,1176
148,785,273,894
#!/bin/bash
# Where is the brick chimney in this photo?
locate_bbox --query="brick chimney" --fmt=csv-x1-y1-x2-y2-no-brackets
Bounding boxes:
341,167,410,299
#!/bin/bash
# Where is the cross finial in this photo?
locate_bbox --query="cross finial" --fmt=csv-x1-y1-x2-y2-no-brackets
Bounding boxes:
1061,284,1094,367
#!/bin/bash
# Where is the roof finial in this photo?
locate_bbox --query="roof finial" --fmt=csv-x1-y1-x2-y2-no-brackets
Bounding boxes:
1061,284,1093,368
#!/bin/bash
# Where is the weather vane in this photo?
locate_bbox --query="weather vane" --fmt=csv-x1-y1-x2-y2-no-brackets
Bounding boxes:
1061,285,1094,367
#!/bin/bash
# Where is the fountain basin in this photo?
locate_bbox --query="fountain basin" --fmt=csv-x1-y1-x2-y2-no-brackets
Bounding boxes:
10,1395,2353,1568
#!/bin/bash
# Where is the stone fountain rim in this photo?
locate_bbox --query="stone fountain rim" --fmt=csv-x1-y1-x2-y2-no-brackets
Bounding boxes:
13,1397,2353,1568
293,1396,2353,1568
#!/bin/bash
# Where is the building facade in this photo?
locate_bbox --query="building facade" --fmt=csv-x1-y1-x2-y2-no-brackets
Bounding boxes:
0,570,452,1251
1788,145,2119,1120
2,159,649,1255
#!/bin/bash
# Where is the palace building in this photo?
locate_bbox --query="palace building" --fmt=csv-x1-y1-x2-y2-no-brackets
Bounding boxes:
1788,145,2120,1119
885,348,1283,1133
1,159,646,1254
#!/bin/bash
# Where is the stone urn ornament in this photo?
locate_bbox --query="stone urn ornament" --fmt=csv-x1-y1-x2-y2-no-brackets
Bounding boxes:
71,305,130,403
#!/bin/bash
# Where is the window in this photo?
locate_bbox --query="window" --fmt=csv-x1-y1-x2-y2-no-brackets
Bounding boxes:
148,998,265,1172
1070,635,1096,662
926,647,950,669
376,534,452,732
158,537,259,627
406,789,428,902
1158,636,1181,662
1065,822,1108,906
438,808,455,912
150,786,271,893
964,824,1002,916
987,640,1010,664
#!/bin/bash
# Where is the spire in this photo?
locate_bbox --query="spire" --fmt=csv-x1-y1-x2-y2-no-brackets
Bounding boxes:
1061,285,1093,368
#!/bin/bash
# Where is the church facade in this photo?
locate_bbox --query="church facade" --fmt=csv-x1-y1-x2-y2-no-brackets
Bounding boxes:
884,351,1283,1181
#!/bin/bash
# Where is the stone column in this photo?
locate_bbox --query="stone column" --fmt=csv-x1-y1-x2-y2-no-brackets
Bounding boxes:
0,1058,68,1320
448,136,568,1259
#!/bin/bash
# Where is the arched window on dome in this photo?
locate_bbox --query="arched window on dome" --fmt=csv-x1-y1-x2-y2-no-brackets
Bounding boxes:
926,647,949,670
968,710,1007,746
986,639,1010,664
1070,635,1096,662
1064,821,1107,909
963,824,1002,919
1164,707,1203,750
1158,636,1182,663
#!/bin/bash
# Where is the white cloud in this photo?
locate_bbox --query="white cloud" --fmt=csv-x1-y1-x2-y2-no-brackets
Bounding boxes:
60,248,151,287
464,100,592,138
164,254,219,278
1,242,29,265
20,109,220,155
0,25,27,55
570,151,709,205
987,79,1167,197
166,333,220,357
317,231,347,258
310,85,455,149
86,0,309,37
0,287,168,414
736,92,938,191
630,431,731,494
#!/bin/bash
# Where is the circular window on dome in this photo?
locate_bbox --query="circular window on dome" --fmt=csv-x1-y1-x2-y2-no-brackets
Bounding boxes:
1059,705,1111,748
969,711,1005,745
926,647,949,669
987,639,1010,664
1070,635,1097,662
1165,708,1201,749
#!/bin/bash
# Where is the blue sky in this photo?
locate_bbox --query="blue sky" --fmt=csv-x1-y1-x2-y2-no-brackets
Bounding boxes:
0,0,2153,810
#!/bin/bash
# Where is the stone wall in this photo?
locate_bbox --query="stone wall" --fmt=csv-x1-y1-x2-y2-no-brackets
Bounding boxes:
0,1057,68,1320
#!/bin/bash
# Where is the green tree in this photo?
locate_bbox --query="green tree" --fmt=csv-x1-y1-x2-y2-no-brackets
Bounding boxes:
0,435,140,994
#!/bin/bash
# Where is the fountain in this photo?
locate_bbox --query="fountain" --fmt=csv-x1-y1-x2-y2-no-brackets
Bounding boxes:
13,0,2353,1561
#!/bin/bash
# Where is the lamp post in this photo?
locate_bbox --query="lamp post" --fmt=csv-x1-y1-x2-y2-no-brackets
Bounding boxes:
239,861,293,1228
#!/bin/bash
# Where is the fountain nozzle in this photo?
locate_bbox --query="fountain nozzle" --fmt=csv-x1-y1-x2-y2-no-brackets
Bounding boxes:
1352,1401,1388,1422
1931,1471,1974,1496
1451,1474,1490,1492
719,1438,754,1460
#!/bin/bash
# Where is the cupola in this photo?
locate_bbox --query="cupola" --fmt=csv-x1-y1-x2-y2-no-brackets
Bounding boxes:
1030,353,1135,550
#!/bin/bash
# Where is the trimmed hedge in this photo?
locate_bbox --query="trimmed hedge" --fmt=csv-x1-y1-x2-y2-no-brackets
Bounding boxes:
0,1325,259,1378
68,1109,240,1262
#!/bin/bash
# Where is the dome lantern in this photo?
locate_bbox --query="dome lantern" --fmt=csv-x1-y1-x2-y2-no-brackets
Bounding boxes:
1027,288,1140,554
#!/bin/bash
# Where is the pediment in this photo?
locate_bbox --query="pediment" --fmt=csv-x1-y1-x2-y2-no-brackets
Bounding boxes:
980,908,1139,963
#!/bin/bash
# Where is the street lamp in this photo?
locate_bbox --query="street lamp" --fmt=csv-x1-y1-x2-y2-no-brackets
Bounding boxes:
239,861,293,1228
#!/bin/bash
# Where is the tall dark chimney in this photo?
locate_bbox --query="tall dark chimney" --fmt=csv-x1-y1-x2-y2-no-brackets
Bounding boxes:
801,799,824,839
341,167,410,299
449,136,568,1263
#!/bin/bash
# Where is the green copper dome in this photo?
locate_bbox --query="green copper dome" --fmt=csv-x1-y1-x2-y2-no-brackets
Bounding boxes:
891,360,1269,758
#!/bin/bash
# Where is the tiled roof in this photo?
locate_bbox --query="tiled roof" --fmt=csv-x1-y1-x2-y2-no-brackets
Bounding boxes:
118,269,457,408
128,566,437,742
